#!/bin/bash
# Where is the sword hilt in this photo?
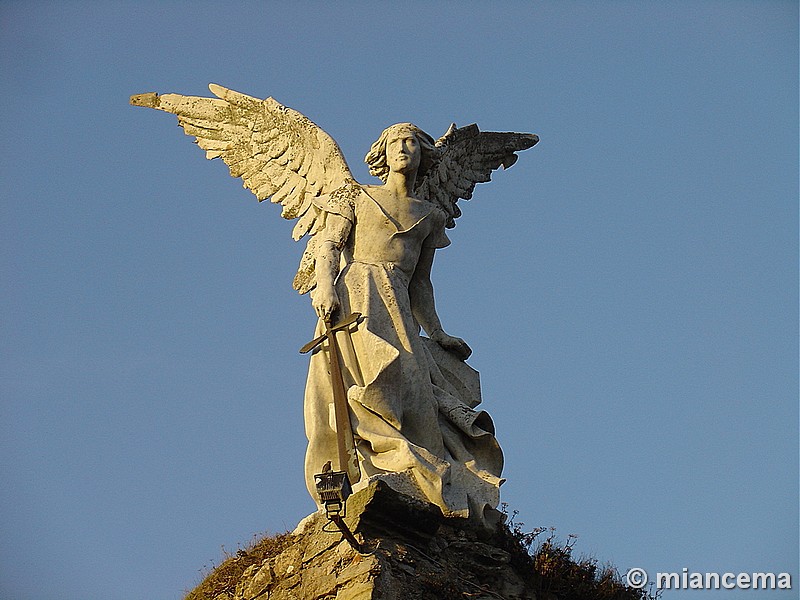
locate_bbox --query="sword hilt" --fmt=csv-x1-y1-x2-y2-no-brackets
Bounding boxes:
299,312,362,354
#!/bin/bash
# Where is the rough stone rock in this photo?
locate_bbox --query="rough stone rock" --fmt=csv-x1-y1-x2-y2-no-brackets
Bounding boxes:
217,481,538,600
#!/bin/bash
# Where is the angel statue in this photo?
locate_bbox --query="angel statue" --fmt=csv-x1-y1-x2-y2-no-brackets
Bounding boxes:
130,85,538,525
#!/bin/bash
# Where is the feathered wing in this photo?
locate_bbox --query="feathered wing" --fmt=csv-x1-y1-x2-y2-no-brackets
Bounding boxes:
130,84,359,293
417,124,539,228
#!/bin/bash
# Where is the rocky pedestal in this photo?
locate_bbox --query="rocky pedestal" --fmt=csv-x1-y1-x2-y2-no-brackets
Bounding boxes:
202,481,538,600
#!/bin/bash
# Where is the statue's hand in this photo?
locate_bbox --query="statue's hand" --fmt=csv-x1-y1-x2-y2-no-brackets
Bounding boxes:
312,286,340,321
431,329,473,361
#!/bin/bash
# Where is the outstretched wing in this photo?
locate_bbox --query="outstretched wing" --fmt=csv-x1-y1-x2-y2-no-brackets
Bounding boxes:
417,124,539,228
130,84,360,293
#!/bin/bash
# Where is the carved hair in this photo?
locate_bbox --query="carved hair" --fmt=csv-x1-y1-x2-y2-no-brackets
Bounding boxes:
364,123,436,187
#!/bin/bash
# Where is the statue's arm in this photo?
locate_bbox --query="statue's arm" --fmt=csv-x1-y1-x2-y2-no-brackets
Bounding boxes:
311,213,350,320
410,247,472,360
311,241,340,319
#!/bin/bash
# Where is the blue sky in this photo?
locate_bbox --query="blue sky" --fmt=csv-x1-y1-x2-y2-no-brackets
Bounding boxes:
1,2,797,598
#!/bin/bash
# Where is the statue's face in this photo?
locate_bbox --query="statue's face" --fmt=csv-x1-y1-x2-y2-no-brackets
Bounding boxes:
385,129,421,175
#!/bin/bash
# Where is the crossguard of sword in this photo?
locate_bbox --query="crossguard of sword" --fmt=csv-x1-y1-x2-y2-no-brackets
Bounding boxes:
299,312,363,354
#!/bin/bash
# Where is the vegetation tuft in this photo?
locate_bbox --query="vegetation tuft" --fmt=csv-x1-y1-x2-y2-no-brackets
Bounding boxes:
184,531,292,600
498,503,660,600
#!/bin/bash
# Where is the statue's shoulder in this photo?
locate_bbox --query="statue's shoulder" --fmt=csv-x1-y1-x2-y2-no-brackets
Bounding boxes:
426,203,449,235
309,181,367,222
359,184,383,201
357,185,388,208
412,195,448,225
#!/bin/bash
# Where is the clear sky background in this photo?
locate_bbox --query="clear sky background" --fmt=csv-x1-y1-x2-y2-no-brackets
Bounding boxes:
1,2,797,599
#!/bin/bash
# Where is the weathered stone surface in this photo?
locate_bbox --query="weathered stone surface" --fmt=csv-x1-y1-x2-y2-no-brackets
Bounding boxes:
218,482,537,600
133,86,538,522
235,560,274,599
343,479,443,543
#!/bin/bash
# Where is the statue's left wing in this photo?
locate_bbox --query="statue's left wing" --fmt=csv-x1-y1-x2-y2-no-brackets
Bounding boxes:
130,84,359,293
417,124,539,228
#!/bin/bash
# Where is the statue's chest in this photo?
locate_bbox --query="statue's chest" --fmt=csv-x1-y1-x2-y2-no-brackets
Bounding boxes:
355,194,434,241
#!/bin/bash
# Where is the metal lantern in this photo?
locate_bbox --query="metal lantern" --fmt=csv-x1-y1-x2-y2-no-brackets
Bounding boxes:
314,466,352,519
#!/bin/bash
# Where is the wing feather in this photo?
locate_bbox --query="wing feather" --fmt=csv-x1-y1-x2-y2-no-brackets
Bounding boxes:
130,85,362,294
292,205,319,241
133,84,354,207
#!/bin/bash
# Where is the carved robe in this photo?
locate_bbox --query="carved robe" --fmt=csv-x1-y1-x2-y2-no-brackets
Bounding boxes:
303,188,504,520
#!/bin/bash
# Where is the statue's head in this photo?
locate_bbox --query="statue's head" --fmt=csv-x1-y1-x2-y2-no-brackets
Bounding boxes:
365,123,436,185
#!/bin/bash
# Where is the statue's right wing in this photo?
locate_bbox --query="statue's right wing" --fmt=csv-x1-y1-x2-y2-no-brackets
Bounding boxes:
130,84,359,293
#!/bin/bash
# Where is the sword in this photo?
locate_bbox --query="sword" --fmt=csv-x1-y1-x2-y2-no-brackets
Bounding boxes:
300,312,362,484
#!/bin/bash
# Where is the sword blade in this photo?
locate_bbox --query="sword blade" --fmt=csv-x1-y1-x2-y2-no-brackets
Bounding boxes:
324,317,361,482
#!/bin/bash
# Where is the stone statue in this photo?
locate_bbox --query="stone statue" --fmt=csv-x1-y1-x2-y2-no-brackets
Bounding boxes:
130,85,538,523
